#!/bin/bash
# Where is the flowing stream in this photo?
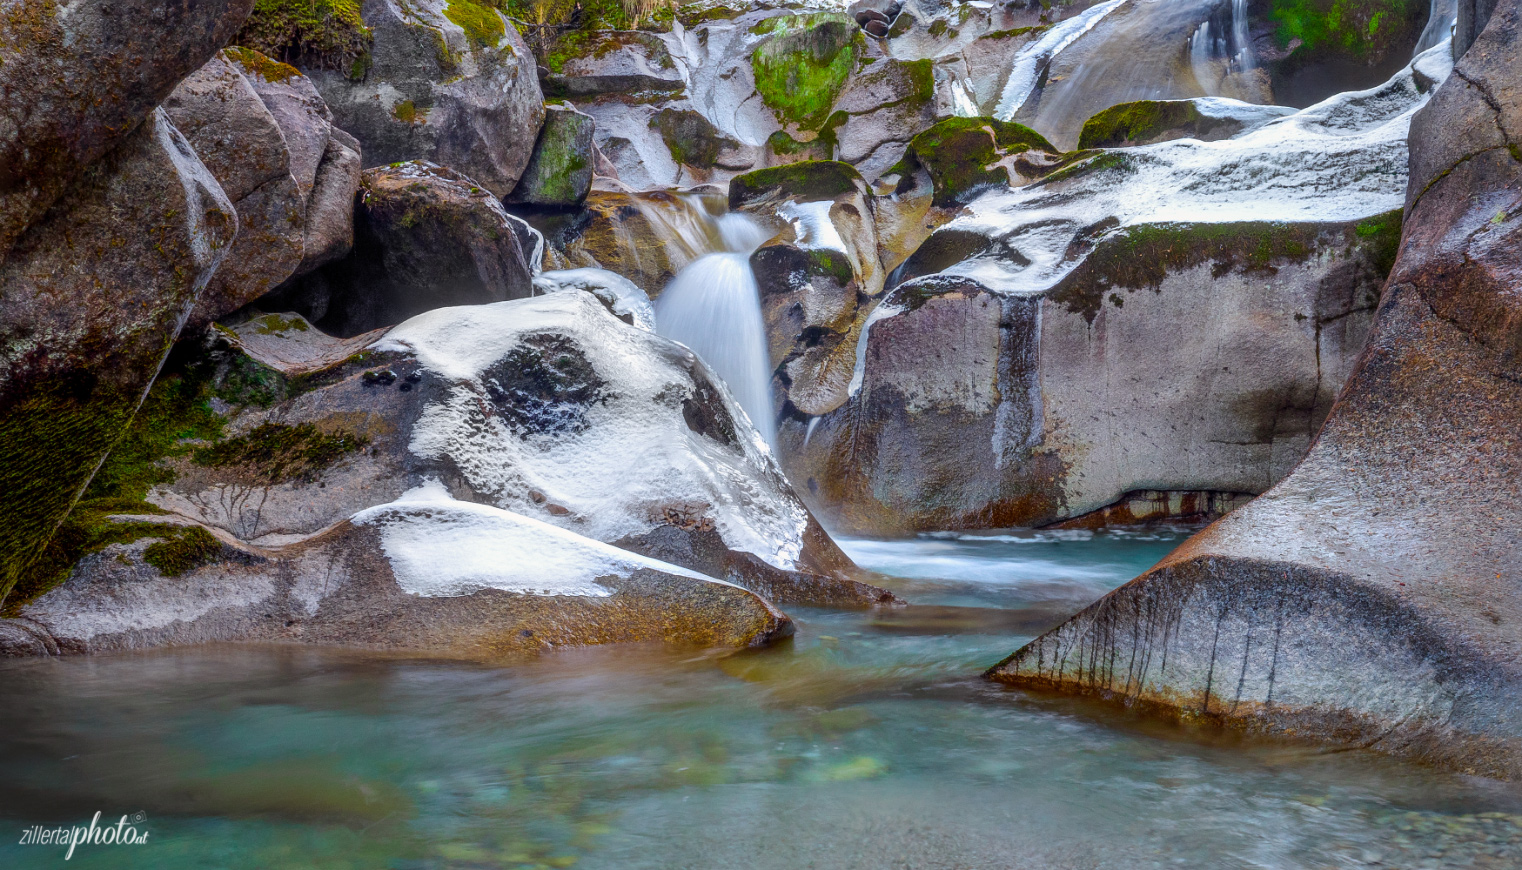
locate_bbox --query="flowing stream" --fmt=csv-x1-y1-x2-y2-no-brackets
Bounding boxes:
3,530,1520,868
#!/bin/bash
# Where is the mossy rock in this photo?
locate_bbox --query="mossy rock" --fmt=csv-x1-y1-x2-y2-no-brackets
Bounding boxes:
729,160,865,210
650,108,740,168
766,131,834,164
905,117,1059,207
750,13,864,130
443,0,507,48
235,0,373,76
510,104,595,206
1078,100,1205,149
1049,211,1404,323
1256,0,1429,105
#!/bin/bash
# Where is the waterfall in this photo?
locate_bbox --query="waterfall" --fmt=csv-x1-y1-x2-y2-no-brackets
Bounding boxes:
653,213,778,449
1189,21,1221,95
1415,0,1457,55
1231,0,1255,73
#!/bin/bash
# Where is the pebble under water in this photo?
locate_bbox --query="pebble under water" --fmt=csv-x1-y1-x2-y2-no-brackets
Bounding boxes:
1,530,1519,869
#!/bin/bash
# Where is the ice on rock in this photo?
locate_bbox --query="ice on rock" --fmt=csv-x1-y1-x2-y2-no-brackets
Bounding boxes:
944,43,1453,297
353,480,727,598
777,200,848,253
534,268,657,330
372,292,811,570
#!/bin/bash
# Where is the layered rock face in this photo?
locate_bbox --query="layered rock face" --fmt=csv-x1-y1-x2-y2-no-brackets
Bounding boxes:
305,0,545,197
990,0,1522,779
782,48,1431,534
0,1,249,606
164,49,362,327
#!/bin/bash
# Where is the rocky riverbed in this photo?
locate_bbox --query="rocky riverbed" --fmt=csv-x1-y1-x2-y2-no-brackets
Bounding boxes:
0,0,1518,813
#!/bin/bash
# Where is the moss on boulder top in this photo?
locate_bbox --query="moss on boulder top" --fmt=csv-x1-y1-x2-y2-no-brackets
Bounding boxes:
750,13,864,130
1078,100,1204,149
904,117,1059,207
729,160,865,210
235,0,373,76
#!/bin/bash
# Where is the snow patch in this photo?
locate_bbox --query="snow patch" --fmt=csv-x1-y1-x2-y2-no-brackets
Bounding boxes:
536,268,656,331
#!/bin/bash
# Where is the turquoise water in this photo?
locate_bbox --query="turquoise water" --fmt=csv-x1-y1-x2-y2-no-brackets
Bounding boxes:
2,530,1520,869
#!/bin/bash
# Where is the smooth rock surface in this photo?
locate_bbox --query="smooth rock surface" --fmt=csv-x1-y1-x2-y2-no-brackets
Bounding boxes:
990,0,1522,779
0,0,252,259
0,111,237,603
307,0,545,197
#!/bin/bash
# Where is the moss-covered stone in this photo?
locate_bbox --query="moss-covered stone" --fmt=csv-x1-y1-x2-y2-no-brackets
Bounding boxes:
511,103,595,205
1078,100,1204,149
766,131,834,163
650,108,738,168
1265,0,1421,60
192,422,367,485
750,13,863,130
142,526,225,577
235,0,373,75
222,46,303,83
728,160,864,210
905,116,1059,206
444,0,507,48
1049,212,1403,323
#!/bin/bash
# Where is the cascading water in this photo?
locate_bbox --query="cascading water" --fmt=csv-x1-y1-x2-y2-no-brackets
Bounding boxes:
653,212,778,449
1188,0,1264,102
1415,0,1458,54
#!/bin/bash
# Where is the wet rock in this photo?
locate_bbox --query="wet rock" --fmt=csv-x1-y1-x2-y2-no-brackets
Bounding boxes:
536,188,733,295
305,0,545,197
268,160,534,336
896,116,1062,207
3,511,794,656
507,103,596,206
829,58,939,179
990,1,1522,779
0,111,237,604
1076,98,1295,149
1251,0,1435,108
787,216,1399,535
0,0,253,261
127,293,877,614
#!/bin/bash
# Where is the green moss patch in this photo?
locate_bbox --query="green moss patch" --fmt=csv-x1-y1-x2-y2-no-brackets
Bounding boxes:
651,109,735,167
235,0,373,76
1050,213,1403,323
750,13,862,130
1078,100,1203,149
905,116,1058,206
729,160,864,210
223,47,302,83
1265,0,1420,61
192,422,367,486
444,0,507,48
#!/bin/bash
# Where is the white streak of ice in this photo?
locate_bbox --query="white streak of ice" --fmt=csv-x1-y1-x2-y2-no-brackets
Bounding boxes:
353,480,730,598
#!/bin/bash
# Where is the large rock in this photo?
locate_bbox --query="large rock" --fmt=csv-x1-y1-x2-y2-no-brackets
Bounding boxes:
0,111,237,604
0,0,253,260
162,50,320,327
990,4,1522,779
506,102,596,206
268,160,534,336
134,293,875,607
783,46,1440,535
306,0,545,197
536,188,735,295
164,48,362,327
0,495,794,657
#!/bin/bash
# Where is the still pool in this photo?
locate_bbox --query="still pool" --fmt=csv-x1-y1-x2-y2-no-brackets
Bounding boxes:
1,530,1519,869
